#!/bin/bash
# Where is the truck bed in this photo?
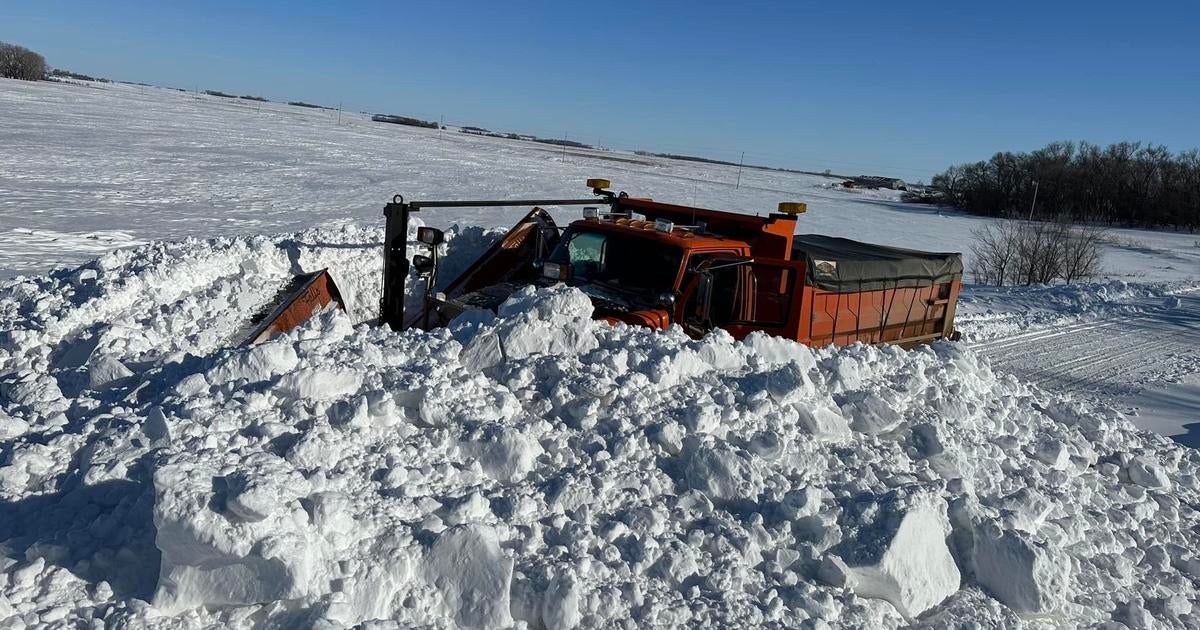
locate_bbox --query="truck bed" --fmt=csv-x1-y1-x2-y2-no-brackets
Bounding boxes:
790,235,964,347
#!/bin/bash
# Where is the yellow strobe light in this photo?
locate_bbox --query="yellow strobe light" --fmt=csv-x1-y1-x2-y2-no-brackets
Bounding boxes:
778,202,807,215
587,178,612,190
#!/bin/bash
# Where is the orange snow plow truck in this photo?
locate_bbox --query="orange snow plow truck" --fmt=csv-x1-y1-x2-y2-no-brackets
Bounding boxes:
244,179,962,347
373,179,963,348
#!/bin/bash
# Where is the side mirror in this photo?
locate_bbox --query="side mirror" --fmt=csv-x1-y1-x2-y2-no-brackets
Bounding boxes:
417,227,445,246
413,254,435,275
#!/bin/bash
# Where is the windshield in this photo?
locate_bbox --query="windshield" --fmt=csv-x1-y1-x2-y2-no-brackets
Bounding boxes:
548,227,684,293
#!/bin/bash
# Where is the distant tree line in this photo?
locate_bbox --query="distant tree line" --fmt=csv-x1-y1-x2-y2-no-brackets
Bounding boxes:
371,114,439,129
0,41,47,81
49,68,109,83
933,141,1200,231
288,101,331,110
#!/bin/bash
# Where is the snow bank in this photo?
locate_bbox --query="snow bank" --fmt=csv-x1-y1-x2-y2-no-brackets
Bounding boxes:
956,279,1198,342
2,228,1200,628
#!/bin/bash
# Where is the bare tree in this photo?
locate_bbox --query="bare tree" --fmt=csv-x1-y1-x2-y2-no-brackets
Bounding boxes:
0,42,47,81
1060,224,1107,284
1014,221,1065,285
970,218,1107,286
970,220,1020,285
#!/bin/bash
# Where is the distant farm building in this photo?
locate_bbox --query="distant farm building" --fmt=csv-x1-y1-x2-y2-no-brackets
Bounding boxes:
844,176,908,191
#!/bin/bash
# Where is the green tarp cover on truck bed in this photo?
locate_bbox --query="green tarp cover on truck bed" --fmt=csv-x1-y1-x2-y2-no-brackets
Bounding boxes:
791,234,963,292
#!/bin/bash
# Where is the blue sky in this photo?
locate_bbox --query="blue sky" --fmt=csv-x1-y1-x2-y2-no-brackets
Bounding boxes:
4,1,1199,180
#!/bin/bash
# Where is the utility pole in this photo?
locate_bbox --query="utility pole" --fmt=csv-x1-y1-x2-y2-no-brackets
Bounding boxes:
1028,180,1040,220
562,131,568,162
735,151,745,189
337,102,342,126
440,115,444,139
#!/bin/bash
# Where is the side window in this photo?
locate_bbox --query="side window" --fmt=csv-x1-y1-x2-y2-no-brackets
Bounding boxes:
682,254,741,329
737,264,794,327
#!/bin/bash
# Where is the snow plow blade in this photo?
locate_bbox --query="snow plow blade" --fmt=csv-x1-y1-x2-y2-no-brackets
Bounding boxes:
443,207,561,299
240,268,344,346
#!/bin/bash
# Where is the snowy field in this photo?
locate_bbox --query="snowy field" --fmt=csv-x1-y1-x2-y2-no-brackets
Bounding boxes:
4,79,1199,283
2,77,1200,627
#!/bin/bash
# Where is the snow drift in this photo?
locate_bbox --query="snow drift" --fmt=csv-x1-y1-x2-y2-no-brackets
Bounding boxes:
1,224,1199,628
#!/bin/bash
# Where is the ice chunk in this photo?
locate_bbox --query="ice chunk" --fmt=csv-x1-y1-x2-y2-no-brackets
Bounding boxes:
0,408,29,440
972,524,1068,614
683,440,761,502
1125,455,1171,490
424,524,514,629
477,429,543,484
87,355,133,389
208,341,298,385
152,461,322,613
276,367,362,400
542,573,582,630
834,490,961,618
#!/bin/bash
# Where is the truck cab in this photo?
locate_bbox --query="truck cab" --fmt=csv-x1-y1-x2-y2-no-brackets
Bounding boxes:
542,215,804,340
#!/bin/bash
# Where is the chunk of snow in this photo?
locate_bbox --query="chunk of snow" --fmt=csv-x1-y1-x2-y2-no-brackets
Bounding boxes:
477,429,543,484
0,408,29,440
208,341,298,385
493,285,598,359
87,355,133,389
542,573,583,630
424,524,514,629
972,524,1069,614
152,460,322,613
276,367,362,400
683,440,761,502
834,489,961,618
1125,455,1171,490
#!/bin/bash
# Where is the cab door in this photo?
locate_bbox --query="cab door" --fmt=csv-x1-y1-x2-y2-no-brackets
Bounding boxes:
679,257,805,340
726,258,806,340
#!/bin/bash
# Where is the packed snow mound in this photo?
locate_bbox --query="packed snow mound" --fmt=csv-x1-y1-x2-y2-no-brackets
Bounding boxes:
2,228,1200,628
956,279,1198,342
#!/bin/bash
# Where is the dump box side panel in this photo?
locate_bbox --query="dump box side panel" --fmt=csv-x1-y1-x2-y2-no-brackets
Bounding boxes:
803,277,960,348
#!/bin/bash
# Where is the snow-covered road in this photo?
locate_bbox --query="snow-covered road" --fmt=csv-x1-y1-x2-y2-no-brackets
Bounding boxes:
972,291,1200,440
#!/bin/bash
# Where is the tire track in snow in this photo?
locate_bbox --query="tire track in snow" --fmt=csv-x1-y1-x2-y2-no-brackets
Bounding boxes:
971,294,1200,424
968,316,1138,353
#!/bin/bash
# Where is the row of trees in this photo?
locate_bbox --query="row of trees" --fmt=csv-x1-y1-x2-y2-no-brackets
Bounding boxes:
933,141,1200,231
0,42,47,81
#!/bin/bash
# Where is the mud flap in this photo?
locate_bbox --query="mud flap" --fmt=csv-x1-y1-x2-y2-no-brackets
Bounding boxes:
239,269,345,346
440,208,560,300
